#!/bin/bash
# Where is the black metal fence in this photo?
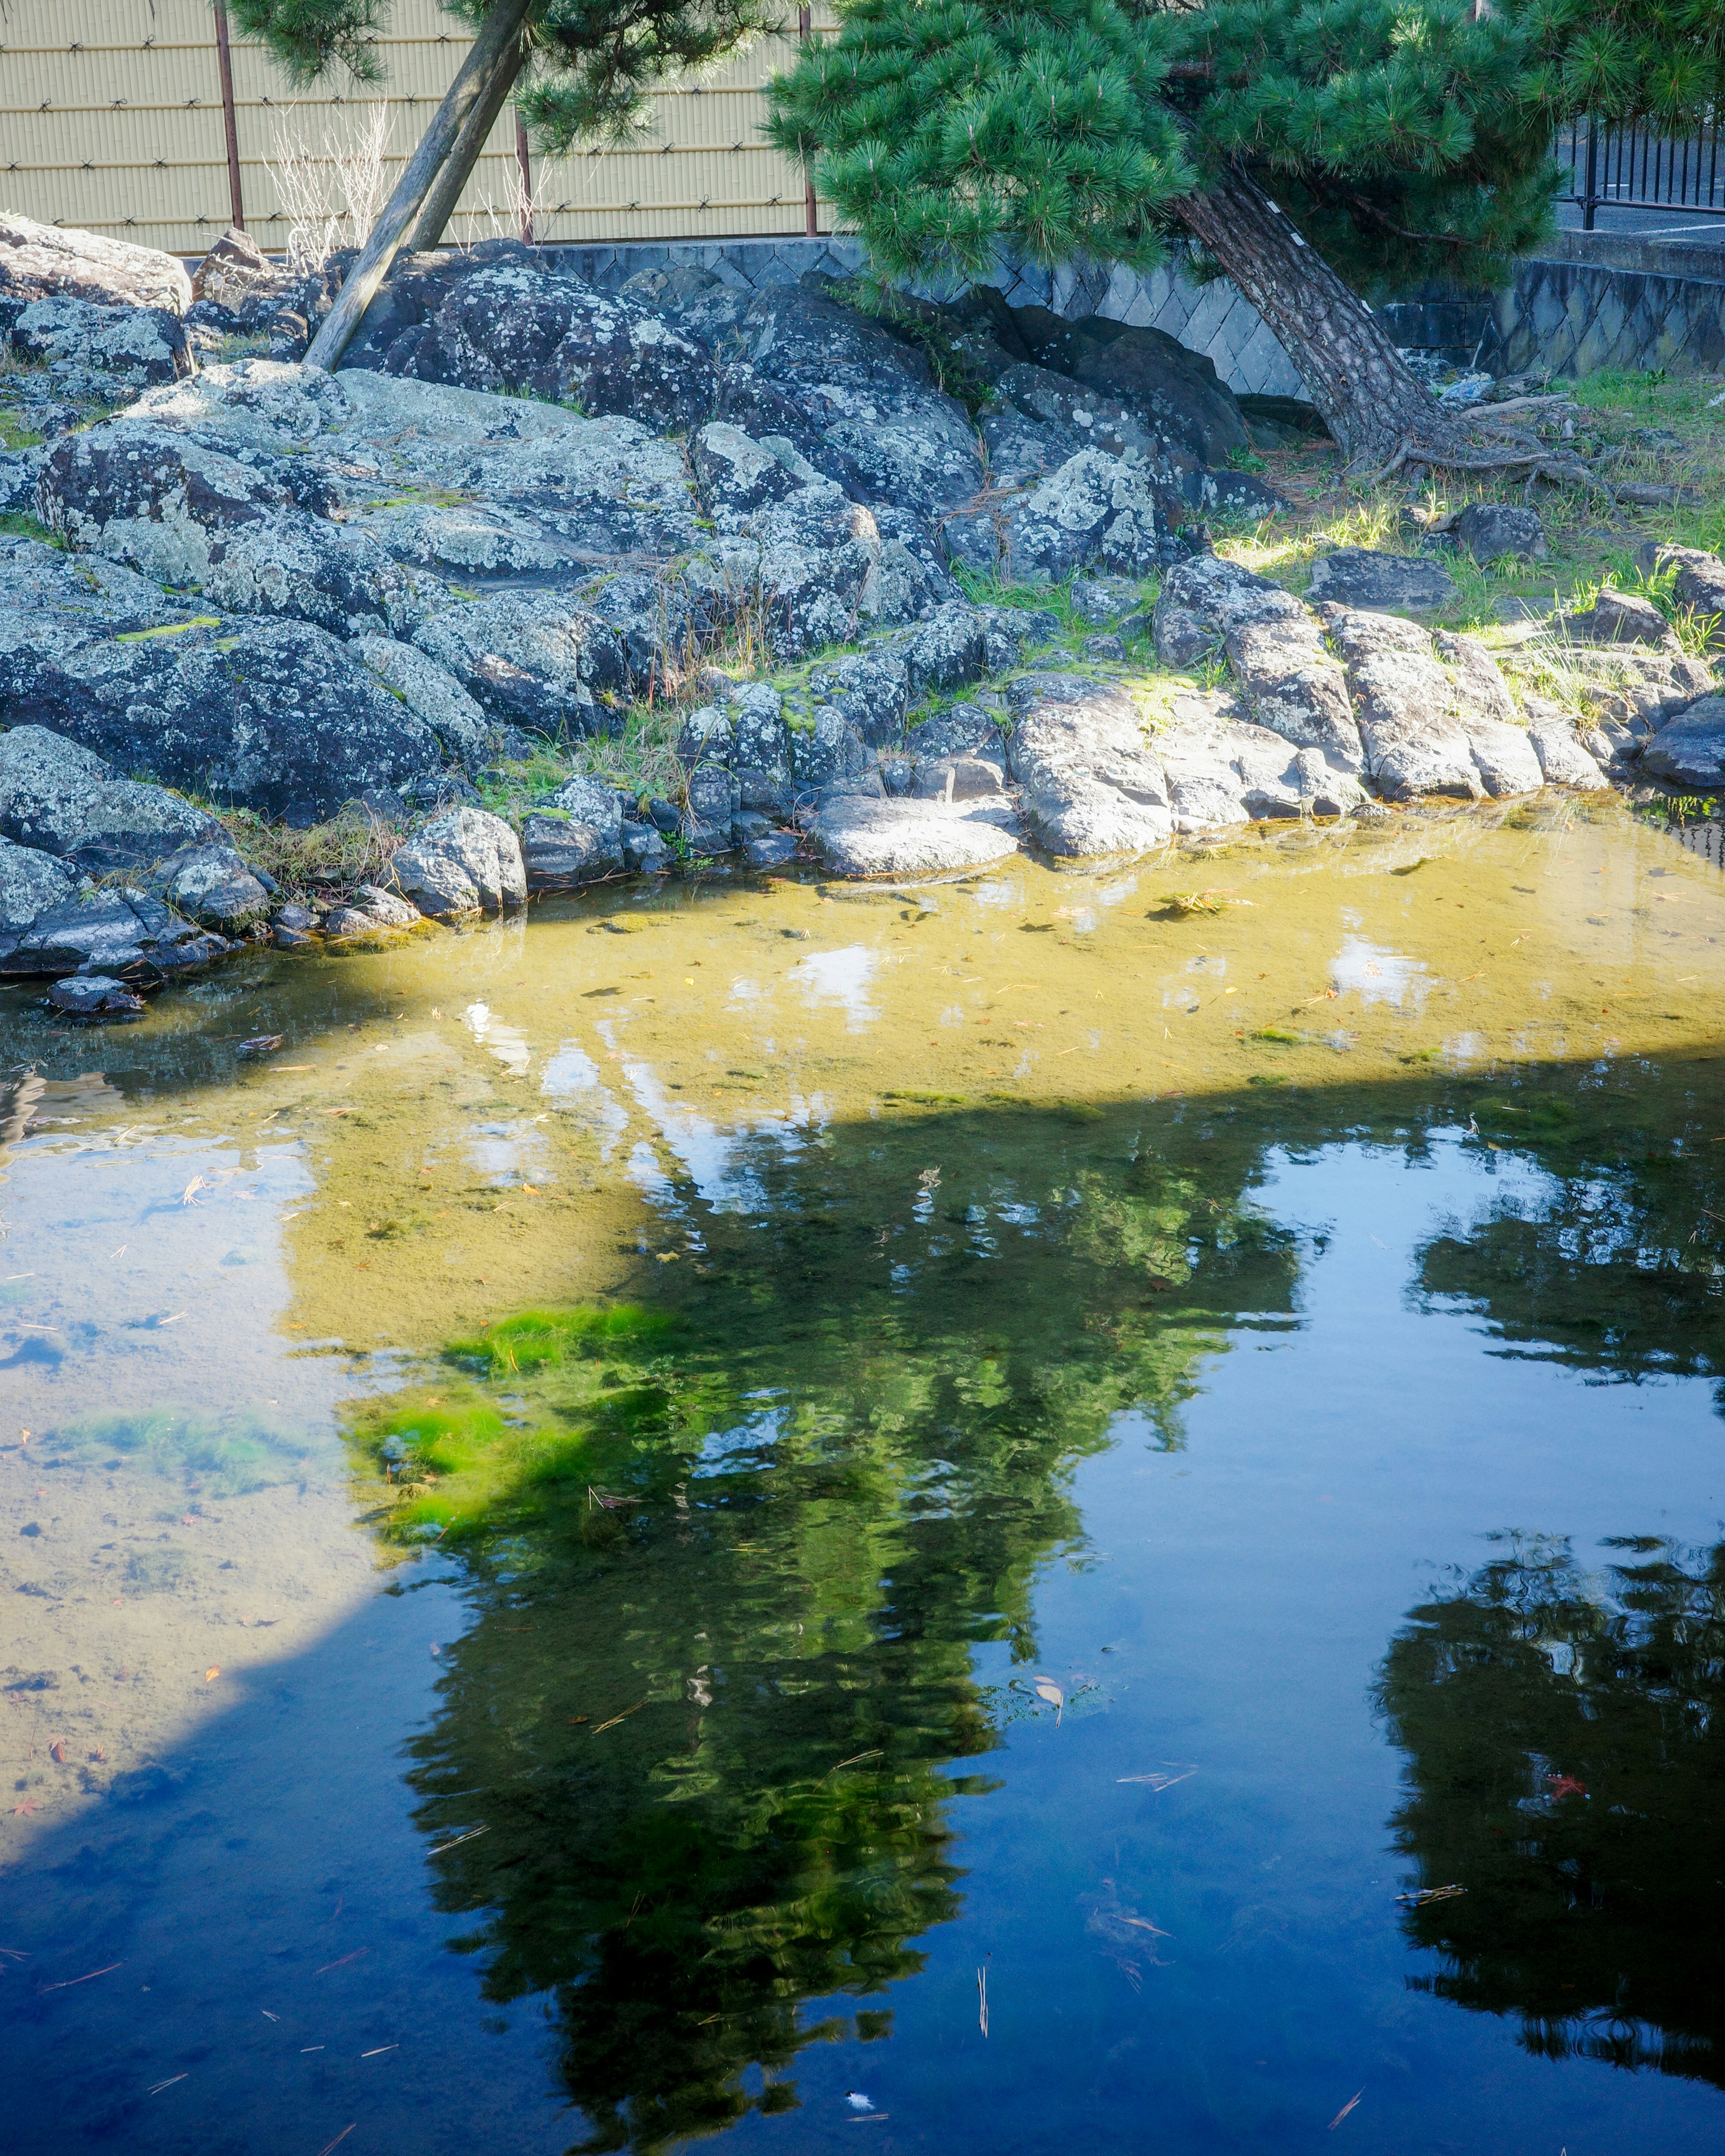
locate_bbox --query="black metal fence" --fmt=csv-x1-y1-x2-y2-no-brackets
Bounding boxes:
1558,118,1725,229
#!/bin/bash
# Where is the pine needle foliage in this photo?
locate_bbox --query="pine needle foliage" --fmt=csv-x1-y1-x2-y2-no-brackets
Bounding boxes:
227,0,775,153
766,0,1725,295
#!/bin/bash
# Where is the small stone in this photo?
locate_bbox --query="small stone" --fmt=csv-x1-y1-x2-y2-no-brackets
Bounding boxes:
48,974,146,1022
744,831,801,870
1453,503,1547,562
1562,590,1675,648
274,924,317,950
1082,633,1125,661
272,903,316,932
391,806,526,918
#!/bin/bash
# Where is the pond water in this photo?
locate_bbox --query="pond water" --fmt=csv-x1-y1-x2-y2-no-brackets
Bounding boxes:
4,795,1725,2154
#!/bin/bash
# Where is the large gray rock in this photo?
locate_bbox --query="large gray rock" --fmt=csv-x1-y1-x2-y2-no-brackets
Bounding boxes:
0,614,446,822
1007,675,1173,856
412,591,627,739
1305,549,1458,614
1,888,230,980
1326,609,1479,800
392,806,526,917
1433,629,1520,726
1157,699,1366,827
1638,694,1725,787
520,775,625,890
66,781,222,874
36,421,436,641
1226,614,1363,769
0,724,113,853
9,295,193,387
812,795,1020,877
0,532,212,636
363,261,717,434
945,451,1177,584
0,835,75,931
0,215,191,317
354,636,494,770
1561,589,1675,649
699,484,938,660
1152,553,1304,667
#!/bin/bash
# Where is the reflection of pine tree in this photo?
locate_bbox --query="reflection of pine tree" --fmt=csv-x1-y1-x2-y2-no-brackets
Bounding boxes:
380,1104,1300,2149
1377,1535,1725,2085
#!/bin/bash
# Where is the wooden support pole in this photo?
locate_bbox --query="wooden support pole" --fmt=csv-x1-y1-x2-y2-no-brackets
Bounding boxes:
305,0,537,372
213,1,246,232
406,34,527,254
515,107,535,243
799,5,818,236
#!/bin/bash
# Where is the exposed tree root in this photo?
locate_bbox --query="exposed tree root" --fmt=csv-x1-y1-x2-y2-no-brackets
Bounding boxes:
1357,425,1616,500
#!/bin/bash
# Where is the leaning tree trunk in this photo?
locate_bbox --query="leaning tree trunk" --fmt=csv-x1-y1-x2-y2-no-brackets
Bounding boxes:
305,0,538,372
1170,161,1450,472
406,34,529,253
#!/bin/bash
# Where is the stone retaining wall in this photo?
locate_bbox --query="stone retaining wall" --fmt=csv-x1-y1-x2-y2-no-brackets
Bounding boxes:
542,235,1725,400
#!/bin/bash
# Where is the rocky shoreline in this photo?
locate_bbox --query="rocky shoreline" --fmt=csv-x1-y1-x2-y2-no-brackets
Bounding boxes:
2,213,1722,1020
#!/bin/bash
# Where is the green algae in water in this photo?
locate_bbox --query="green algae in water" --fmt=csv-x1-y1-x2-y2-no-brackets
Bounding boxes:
46,1405,316,1496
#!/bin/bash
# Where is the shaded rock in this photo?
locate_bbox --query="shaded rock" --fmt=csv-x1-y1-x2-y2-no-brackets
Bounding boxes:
1561,589,1675,649
520,774,625,889
1522,699,1611,788
1453,503,1546,562
1,616,445,823
1007,676,1172,856
67,782,222,875
744,829,801,870
0,214,191,316
1636,542,1725,637
905,702,1005,763
993,360,1196,480
189,228,286,324
349,884,420,929
911,751,1008,801
47,974,147,1023
693,422,813,525
805,648,912,748
159,842,272,931
788,705,869,791
1,889,230,980
698,483,896,659
0,835,75,930
1153,553,1305,667
368,262,717,433
1305,548,1458,614
9,296,193,386
392,806,526,917
0,724,112,852
812,795,1019,877
1238,393,1330,445
945,450,1177,584
1015,314,1250,467
981,404,1085,484
1639,694,1725,788
622,819,670,871
684,763,741,851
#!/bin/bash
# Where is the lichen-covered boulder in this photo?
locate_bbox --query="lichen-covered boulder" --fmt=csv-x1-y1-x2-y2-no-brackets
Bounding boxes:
160,842,272,932
0,835,75,933
1305,549,1458,614
0,888,230,980
0,723,113,853
812,795,1020,877
1017,314,1252,468
1226,614,1362,770
1636,543,1725,638
412,590,628,739
354,636,494,770
392,806,526,918
1453,503,1546,562
1636,693,1725,788
0,214,191,317
1152,554,1303,668
367,262,717,434
1326,610,1481,801
945,451,1179,584
520,775,625,890
0,616,446,822
9,296,194,386
66,781,222,875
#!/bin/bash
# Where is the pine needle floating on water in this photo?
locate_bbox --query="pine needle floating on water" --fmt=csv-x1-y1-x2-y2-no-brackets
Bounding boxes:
1116,1767,1198,1791
1328,2090,1364,2130
1395,1883,1465,1907
977,1964,988,2038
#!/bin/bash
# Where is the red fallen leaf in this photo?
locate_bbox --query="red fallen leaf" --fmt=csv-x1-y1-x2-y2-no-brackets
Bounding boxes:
1546,1774,1588,1799
11,1798,39,1816
48,1740,66,1765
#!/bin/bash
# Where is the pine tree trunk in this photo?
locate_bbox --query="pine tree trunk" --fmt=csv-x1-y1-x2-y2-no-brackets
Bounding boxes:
1170,162,1444,470
305,0,539,373
407,35,528,254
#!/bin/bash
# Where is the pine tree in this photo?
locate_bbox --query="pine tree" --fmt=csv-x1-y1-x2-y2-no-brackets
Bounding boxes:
766,0,1725,471
228,0,773,366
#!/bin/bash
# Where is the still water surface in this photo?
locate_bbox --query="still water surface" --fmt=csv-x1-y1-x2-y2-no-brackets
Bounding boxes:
3,797,1723,2153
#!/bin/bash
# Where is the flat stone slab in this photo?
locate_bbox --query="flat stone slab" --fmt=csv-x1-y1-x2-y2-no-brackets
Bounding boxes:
1639,694,1725,787
812,797,1020,878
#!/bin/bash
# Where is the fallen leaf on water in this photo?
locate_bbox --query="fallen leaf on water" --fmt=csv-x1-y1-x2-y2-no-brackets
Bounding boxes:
180,1177,207,1205
1032,1675,1064,1722
204,1667,220,1682
1546,1774,1588,1799
49,1740,66,1764
11,1799,39,1816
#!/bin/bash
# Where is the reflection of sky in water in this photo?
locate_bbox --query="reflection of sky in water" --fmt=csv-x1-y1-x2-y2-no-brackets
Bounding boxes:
691,1408,786,1478
540,1041,631,1157
1331,935,1430,1009
463,1000,530,1074
787,944,877,1028
968,878,1023,908
465,1124,552,1186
